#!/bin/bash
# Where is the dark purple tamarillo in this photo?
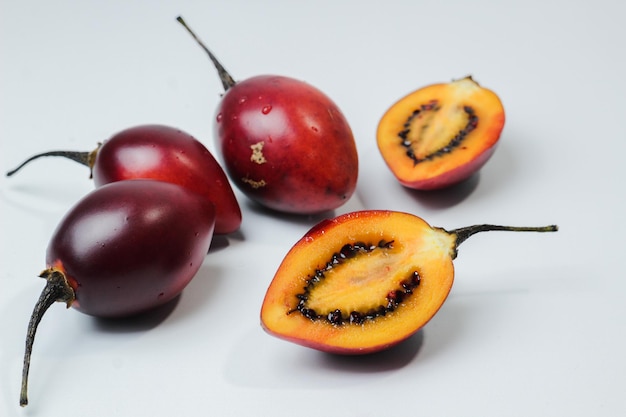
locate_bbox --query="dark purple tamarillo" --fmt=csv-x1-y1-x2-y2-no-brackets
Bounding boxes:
20,179,217,406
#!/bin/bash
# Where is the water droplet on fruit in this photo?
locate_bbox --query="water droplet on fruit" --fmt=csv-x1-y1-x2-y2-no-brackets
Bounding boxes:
304,236,314,243
238,96,248,104
216,113,223,122
311,126,319,132
158,292,165,298
262,105,272,115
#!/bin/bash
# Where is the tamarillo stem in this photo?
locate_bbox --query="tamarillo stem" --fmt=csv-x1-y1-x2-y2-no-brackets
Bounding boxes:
176,15,237,92
6,145,100,178
6,151,90,177
20,269,75,407
448,224,559,259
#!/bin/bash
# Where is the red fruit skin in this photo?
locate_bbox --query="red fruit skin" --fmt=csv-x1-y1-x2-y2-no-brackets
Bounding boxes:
93,124,241,234
46,179,216,318
214,75,359,214
403,144,498,190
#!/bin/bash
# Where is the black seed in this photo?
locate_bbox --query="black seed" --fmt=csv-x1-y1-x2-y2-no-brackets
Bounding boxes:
300,308,318,320
389,289,404,303
353,242,367,251
365,309,378,320
328,309,343,325
349,311,364,324
340,244,356,259
378,239,394,249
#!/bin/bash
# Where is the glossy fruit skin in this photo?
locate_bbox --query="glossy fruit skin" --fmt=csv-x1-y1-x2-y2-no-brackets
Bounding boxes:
93,124,241,234
376,76,505,190
47,179,216,317
214,75,359,214
261,210,456,354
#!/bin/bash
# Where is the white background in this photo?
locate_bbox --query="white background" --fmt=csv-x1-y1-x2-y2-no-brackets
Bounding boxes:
1,0,625,416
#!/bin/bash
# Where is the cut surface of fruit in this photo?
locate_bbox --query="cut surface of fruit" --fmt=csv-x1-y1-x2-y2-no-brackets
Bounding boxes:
260,210,456,354
376,76,505,190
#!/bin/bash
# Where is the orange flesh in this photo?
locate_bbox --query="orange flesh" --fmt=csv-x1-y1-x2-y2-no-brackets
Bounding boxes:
260,210,456,354
376,76,505,186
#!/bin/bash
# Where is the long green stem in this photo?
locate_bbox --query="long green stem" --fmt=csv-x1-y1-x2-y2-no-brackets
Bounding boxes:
176,16,237,92
21,269,75,407
6,151,91,177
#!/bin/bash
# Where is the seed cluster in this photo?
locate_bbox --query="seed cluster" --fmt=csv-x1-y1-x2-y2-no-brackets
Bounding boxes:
291,240,422,326
399,101,479,165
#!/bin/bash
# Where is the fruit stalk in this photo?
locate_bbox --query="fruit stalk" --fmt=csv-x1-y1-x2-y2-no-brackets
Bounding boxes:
6,150,94,177
176,16,236,91
20,269,75,407
449,224,558,258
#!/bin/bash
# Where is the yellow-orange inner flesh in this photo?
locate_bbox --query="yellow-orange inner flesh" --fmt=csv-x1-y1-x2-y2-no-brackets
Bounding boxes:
261,210,456,353
376,77,505,184
405,103,468,160
305,245,411,316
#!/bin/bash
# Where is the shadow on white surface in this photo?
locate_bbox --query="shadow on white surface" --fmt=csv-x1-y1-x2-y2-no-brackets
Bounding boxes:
356,137,522,213
244,198,338,227
313,330,424,373
91,295,181,333
222,325,425,389
395,173,481,210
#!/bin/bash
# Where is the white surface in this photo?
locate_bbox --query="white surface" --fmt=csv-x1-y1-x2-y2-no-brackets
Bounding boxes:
1,0,625,416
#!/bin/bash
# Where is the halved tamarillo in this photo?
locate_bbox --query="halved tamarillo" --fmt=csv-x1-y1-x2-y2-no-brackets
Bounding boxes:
261,210,557,354
20,179,216,407
6,124,241,234
177,17,359,214
377,76,505,190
